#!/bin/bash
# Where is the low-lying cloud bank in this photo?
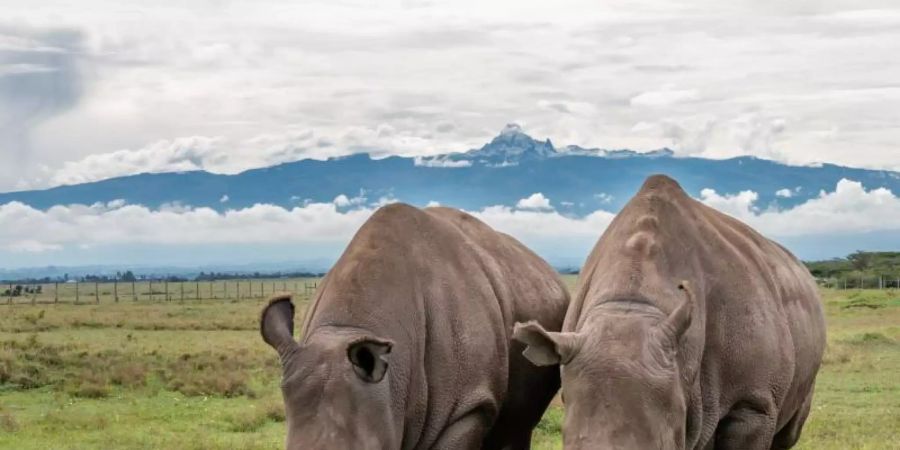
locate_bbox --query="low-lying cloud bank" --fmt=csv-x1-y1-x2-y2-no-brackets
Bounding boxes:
0,180,897,263
699,179,900,236
34,128,453,188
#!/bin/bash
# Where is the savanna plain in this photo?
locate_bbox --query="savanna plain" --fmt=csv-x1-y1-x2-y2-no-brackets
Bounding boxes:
1,276,898,449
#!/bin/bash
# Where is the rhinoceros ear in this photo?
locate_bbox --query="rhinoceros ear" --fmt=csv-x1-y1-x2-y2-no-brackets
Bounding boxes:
513,321,582,366
348,337,393,383
260,294,299,364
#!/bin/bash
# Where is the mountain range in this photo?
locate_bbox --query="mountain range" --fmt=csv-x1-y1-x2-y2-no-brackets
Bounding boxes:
2,124,898,216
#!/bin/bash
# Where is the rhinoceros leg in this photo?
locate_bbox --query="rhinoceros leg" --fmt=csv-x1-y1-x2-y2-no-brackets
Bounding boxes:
430,410,491,450
713,403,778,450
770,387,814,450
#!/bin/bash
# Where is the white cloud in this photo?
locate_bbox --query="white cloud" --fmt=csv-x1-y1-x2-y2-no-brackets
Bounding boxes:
699,188,760,216
219,194,229,203
413,157,473,168
775,188,793,198
333,194,351,207
333,193,366,208
630,89,698,107
7,240,62,253
45,137,225,186
0,200,374,253
372,196,399,208
699,179,900,235
0,180,896,262
594,193,614,204
473,206,615,241
3,0,900,190
426,200,441,207
516,193,553,210
0,198,611,255
26,125,476,188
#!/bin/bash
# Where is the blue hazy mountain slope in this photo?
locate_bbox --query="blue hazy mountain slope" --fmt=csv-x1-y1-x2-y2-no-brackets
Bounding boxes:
1,125,898,215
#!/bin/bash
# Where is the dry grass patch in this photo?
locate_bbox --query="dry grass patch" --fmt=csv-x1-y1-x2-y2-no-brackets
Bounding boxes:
163,352,257,398
228,399,286,433
0,409,18,433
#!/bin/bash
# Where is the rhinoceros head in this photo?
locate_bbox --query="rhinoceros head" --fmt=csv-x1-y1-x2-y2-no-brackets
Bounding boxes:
514,282,694,450
260,295,398,450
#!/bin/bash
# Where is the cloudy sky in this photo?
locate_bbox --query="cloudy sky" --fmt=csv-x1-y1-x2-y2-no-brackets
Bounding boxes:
2,0,900,189
1,0,898,270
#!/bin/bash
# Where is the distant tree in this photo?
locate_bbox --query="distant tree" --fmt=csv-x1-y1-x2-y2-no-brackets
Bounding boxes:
848,251,873,271
121,270,137,282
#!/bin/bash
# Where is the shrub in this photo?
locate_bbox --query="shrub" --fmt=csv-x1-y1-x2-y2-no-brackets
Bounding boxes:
0,411,18,432
263,400,285,422
845,332,895,346
167,370,253,398
228,410,270,433
70,381,110,398
822,344,852,365
228,400,285,433
162,351,257,398
110,362,148,387
68,371,111,398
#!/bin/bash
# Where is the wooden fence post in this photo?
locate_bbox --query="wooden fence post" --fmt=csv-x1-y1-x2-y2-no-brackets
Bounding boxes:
75,281,80,304
149,280,153,302
114,280,119,303
6,283,10,305
165,280,169,301
196,281,200,300
95,282,100,304
132,280,137,302
55,282,59,303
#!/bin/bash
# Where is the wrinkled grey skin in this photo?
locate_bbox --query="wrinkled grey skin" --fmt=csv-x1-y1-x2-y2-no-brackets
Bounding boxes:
515,175,826,450
261,204,569,449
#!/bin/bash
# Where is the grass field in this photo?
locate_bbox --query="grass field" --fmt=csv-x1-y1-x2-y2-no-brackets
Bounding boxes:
1,276,898,449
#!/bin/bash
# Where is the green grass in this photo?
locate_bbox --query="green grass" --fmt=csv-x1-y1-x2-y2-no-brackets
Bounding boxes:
0,279,897,449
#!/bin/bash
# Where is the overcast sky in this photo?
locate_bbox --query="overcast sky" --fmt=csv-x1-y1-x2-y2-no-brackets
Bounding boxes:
1,0,899,190
1,0,899,269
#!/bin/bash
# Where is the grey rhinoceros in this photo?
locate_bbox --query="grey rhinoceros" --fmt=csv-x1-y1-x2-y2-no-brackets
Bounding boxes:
261,203,569,449
515,175,826,450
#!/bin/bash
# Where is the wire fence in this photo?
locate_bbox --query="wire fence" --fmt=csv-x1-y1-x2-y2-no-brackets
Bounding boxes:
1,278,320,306
817,276,900,290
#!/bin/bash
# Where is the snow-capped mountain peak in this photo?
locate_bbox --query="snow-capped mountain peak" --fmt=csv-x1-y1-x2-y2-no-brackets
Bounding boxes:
449,124,556,166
